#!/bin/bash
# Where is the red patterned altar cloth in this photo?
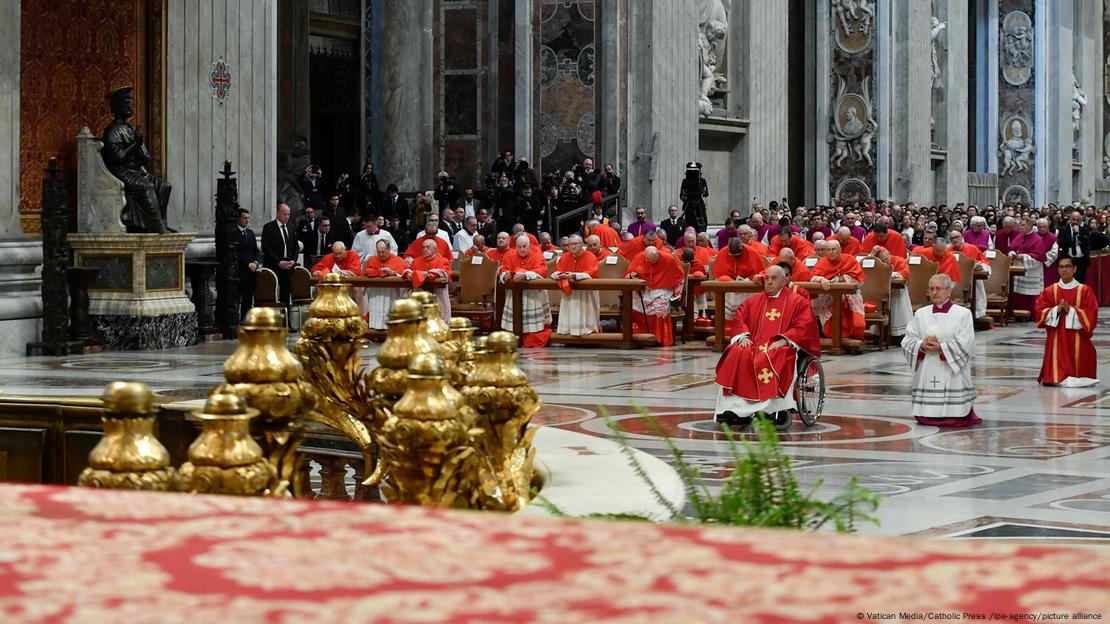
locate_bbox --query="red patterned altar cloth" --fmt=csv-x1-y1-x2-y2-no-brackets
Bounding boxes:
0,484,1108,623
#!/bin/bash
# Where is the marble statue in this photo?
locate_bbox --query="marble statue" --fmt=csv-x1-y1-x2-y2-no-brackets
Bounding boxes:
931,17,947,87
697,0,729,116
1103,133,1110,176
832,0,875,37
999,118,1035,177
1072,73,1087,136
828,76,877,167
100,86,174,234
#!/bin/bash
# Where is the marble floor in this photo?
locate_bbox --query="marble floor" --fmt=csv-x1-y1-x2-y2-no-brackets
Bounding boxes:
2,312,1109,541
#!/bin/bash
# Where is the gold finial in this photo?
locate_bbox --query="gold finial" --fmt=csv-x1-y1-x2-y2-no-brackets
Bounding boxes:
387,298,424,323
410,291,449,341
323,272,343,283
243,306,286,329
179,391,276,495
102,381,154,415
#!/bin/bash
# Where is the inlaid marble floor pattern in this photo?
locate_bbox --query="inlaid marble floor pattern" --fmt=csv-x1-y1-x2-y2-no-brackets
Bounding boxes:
2,311,1108,541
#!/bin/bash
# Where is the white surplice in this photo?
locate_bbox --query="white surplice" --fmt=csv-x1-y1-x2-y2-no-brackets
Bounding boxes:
501,273,552,333
888,285,912,336
901,301,978,419
366,287,404,330
1012,253,1043,296
556,274,600,336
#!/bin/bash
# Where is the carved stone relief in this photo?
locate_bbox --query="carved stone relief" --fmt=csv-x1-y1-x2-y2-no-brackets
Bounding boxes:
834,177,871,206
832,0,875,54
697,0,729,116
998,114,1035,177
1001,11,1033,86
829,76,876,167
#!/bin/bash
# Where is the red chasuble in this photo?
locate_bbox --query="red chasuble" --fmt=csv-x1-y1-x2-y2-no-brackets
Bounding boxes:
770,236,815,260
363,254,407,277
837,236,861,256
555,250,599,296
618,235,665,261
911,247,961,282
409,255,452,289
310,252,362,282
712,245,765,281
1035,282,1099,385
861,231,908,258
715,288,821,401
403,234,453,261
811,253,866,340
591,223,622,248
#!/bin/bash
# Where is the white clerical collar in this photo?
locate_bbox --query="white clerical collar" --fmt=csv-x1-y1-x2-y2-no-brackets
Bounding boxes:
1058,279,1079,290
767,289,783,299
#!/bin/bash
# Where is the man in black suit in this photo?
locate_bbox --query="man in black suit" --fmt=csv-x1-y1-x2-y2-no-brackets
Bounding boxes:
300,165,327,213
295,206,318,260
304,217,337,265
439,207,462,240
236,209,260,320
475,207,497,240
460,187,481,219
382,184,408,223
1058,210,1093,283
659,204,686,247
261,203,297,305
330,212,360,250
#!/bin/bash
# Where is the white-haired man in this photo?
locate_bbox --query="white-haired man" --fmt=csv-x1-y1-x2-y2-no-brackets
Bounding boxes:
552,234,600,336
901,274,980,427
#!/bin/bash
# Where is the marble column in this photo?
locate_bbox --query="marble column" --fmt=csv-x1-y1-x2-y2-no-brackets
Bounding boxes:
889,0,932,203
803,0,831,206
626,1,697,222
938,0,970,205
1043,0,1074,204
370,0,434,191
597,0,622,173
514,0,533,160
1073,0,1101,201
0,0,20,237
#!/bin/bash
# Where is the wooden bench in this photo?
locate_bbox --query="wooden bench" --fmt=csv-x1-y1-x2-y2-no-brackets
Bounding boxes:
500,278,653,349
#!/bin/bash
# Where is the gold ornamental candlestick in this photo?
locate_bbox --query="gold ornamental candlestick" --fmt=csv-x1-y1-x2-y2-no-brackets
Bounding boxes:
78,382,178,491
462,331,539,510
218,307,318,496
369,298,444,409
409,290,449,342
179,392,277,495
443,317,477,388
370,354,481,508
292,273,379,481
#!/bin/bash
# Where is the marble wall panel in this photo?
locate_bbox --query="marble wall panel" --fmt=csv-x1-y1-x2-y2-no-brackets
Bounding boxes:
996,0,1035,206
828,0,878,204
538,0,596,176
166,0,278,232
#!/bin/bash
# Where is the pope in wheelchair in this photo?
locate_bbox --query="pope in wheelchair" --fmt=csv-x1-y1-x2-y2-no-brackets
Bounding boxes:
714,264,824,431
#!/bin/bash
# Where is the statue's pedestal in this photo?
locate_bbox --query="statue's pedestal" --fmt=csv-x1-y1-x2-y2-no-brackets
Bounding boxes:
69,233,198,351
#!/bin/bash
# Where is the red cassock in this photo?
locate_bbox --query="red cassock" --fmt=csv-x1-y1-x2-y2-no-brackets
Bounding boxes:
484,247,509,264
770,236,815,260
888,255,910,279
499,249,552,347
618,235,665,261
712,245,765,281
310,252,362,282
626,251,685,347
363,253,407,277
1035,283,1099,385
861,232,908,258
811,254,866,340
911,247,961,283
403,234,453,261
949,243,987,265
837,236,861,256
747,240,773,258
555,249,599,295
410,254,453,289
673,246,712,277
715,289,821,402
592,248,612,261
592,223,623,248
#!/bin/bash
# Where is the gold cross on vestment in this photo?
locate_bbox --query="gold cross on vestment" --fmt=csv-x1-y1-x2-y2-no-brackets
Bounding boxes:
765,308,781,321
759,343,769,352
758,368,773,384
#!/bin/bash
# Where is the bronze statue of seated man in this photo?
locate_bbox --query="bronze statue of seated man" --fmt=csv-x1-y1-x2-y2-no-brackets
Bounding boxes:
101,86,175,234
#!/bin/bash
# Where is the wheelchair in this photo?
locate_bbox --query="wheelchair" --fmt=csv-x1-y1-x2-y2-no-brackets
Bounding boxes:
715,352,826,433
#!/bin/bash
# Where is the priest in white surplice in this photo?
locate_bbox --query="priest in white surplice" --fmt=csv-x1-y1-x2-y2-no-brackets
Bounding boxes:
551,234,600,336
901,274,981,428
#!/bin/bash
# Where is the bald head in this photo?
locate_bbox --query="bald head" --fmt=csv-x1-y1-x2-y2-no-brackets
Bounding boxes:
727,237,744,255
777,248,796,264
837,226,852,241
644,246,660,263
515,235,532,257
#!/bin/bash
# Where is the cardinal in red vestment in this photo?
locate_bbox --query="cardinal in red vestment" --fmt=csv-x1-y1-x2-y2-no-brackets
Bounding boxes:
835,227,861,256
499,236,553,347
912,232,961,283
589,220,623,248
626,247,685,346
310,242,362,282
861,224,908,258
770,230,815,260
362,240,409,328
403,222,453,261
714,265,821,429
811,239,866,340
406,238,453,289
618,228,666,260
1035,257,1100,387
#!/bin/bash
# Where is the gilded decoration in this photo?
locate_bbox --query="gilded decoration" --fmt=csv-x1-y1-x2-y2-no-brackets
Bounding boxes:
80,282,541,511
78,381,178,491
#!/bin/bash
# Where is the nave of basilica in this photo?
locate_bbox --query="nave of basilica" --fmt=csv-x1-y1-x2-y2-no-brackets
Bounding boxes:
0,0,1109,620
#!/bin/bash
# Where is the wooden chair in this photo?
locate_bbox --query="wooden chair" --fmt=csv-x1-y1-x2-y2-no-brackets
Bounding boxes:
289,266,314,330
952,253,975,307
598,254,630,320
983,250,1011,325
907,254,938,311
452,254,500,325
254,268,280,307
859,256,892,350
